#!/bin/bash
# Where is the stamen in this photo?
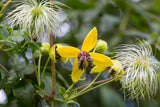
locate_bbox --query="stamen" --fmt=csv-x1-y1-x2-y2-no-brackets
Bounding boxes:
78,52,93,70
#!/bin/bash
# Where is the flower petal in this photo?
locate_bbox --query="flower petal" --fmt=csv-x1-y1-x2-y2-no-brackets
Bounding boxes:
89,52,113,67
72,59,84,83
91,66,106,73
57,46,81,58
111,60,124,73
81,27,97,52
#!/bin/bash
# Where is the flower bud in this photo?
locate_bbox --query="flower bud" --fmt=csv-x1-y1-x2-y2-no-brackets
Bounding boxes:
40,42,50,55
109,60,124,78
49,44,68,63
49,45,56,62
95,39,108,53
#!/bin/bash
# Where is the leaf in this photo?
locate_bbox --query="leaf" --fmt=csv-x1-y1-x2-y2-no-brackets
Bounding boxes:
42,72,52,94
6,27,13,35
60,86,66,94
0,67,6,80
0,70,18,91
0,25,9,39
10,30,25,44
29,42,42,53
13,82,35,107
64,100,80,107
11,62,34,75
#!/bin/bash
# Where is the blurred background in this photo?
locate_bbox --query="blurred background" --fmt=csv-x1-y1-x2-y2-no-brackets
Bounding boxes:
0,0,160,107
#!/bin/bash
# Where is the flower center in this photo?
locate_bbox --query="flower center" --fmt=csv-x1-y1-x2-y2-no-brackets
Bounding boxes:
78,52,93,70
31,6,43,18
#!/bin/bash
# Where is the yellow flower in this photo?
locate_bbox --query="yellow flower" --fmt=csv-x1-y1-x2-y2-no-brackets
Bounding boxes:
57,27,113,83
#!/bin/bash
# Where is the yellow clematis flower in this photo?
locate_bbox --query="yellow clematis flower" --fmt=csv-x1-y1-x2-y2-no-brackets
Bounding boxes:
57,27,113,83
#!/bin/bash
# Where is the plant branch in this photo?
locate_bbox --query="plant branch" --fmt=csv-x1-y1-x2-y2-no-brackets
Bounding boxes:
38,54,42,87
0,0,13,14
0,64,8,73
41,56,50,82
71,77,113,92
77,72,101,94
50,0,55,107
68,76,119,100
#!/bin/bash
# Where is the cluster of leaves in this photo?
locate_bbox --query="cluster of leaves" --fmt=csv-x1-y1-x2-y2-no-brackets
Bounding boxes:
0,18,79,107
0,23,41,106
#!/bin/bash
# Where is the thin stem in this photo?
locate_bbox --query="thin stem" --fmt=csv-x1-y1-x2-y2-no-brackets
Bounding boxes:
41,56,50,82
50,1,55,107
22,41,29,49
53,99,64,103
0,64,8,73
32,54,38,85
38,54,42,87
77,72,101,94
66,84,75,93
72,77,113,92
0,40,16,46
68,76,119,100
0,0,13,14
0,48,14,51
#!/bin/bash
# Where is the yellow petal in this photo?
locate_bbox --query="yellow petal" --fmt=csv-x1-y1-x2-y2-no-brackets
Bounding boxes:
91,66,106,73
72,59,84,83
81,27,97,52
49,45,56,62
89,52,113,67
111,60,124,73
57,46,81,58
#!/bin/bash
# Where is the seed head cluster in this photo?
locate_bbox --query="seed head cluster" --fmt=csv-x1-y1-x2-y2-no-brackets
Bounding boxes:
115,42,160,100
7,0,65,38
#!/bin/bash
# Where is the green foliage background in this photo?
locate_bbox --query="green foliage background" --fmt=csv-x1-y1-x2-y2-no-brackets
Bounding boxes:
0,0,160,107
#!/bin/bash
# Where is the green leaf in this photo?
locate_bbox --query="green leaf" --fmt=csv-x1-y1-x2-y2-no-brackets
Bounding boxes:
10,30,25,44
60,86,66,94
13,82,35,107
11,62,34,75
0,70,17,90
6,27,13,35
64,100,80,107
0,24,9,39
42,72,52,94
29,42,42,53
0,68,6,80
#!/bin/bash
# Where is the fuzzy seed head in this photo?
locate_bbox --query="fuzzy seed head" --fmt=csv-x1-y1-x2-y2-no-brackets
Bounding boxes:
115,41,160,101
7,0,65,39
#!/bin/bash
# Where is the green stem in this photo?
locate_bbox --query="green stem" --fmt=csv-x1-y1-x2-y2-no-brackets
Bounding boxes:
0,64,8,73
22,41,29,49
38,54,42,87
53,99,64,103
68,76,120,100
0,48,14,51
77,72,101,94
32,54,38,85
0,40,16,46
50,0,55,106
72,77,113,92
66,84,75,93
41,56,50,82
0,0,12,14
